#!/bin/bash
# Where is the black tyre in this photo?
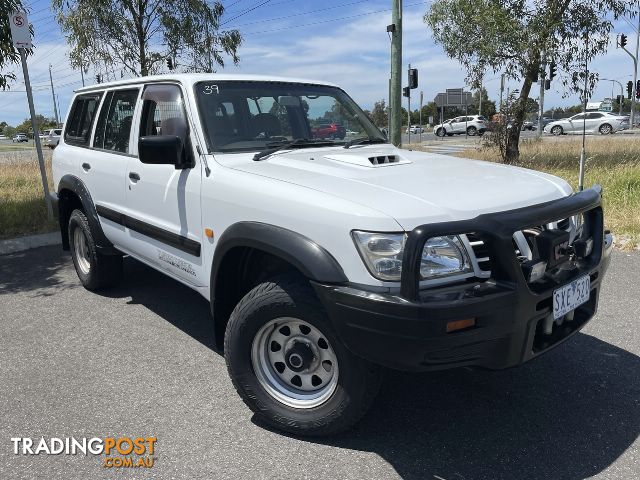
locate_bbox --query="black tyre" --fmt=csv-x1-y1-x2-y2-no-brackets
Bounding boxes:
435,127,446,137
466,126,477,136
68,209,122,291
225,275,382,436
551,125,563,136
599,123,612,135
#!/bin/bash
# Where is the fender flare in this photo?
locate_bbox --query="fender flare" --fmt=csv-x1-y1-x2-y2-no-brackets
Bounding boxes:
210,221,348,299
58,174,117,254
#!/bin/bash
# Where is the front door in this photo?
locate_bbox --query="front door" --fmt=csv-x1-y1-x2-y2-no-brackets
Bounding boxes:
123,83,205,286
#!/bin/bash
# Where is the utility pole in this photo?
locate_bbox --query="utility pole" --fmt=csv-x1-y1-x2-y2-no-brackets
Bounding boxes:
478,74,483,116
601,78,624,115
499,74,505,112
390,0,402,146
407,63,412,144
419,90,423,143
620,16,640,126
579,32,589,192
80,66,85,87
537,61,546,138
48,64,59,125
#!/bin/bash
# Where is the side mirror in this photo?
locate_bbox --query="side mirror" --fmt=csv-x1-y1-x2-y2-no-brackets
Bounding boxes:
139,135,186,168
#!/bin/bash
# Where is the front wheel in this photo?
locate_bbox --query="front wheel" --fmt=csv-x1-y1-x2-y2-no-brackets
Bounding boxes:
551,125,563,136
224,275,382,436
435,127,446,137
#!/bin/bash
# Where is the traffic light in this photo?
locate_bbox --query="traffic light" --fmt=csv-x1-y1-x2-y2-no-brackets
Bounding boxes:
628,81,633,99
95,74,102,84
549,62,557,80
636,80,640,99
617,95,624,105
408,68,418,89
403,86,410,97
545,79,551,90
167,57,174,70
620,34,628,48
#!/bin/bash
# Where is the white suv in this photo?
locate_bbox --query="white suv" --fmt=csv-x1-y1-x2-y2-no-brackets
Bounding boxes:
51,74,612,436
434,115,488,136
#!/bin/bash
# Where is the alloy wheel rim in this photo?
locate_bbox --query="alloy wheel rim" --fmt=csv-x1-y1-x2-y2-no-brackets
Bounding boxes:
251,317,339,409
73,227,91,275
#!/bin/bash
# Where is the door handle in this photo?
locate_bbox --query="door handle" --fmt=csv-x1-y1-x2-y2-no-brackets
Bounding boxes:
129,172,141,181
82,162,91,171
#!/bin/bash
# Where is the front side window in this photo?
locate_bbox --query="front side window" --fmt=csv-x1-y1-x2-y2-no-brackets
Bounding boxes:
94,89,139,153
65,93,102,145
139,84,188,138
195,81,384,153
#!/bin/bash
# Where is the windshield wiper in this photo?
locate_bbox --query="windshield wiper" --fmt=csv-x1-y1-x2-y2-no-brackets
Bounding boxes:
343,137,387,149
253,139,335,161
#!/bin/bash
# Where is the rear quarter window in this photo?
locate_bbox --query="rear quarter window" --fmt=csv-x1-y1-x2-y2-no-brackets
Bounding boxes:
64,93,103,146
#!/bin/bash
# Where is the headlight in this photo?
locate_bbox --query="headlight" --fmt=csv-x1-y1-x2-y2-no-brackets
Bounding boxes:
420,236,472,279
352,231,473,282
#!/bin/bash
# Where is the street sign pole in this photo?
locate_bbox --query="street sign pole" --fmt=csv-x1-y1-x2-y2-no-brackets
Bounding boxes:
10,11,53,220
19,49,53,220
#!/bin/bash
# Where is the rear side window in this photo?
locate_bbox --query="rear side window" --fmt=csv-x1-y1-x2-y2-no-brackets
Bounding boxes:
93,89,139,153
64,93,102,145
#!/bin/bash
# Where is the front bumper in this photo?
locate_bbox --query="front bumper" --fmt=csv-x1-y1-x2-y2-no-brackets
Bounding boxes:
314,187,613,371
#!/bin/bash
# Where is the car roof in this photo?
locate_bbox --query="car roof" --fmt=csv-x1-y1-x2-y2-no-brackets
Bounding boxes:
73,73,340,94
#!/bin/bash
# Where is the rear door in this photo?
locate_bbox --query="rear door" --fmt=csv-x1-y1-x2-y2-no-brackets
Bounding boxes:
585,112,604,132
122,83,205,286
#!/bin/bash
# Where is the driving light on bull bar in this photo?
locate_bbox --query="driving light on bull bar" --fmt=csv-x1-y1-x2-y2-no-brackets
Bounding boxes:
352,232,472,282
522,260,547,283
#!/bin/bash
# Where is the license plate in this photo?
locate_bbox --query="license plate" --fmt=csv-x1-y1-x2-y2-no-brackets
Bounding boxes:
553,275,590,320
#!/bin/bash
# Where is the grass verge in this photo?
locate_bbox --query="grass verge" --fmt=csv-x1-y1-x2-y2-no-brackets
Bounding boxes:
414,135,640,249
0,154,57,240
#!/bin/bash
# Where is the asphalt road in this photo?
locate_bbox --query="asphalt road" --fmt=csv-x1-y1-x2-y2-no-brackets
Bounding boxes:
1,246,639,479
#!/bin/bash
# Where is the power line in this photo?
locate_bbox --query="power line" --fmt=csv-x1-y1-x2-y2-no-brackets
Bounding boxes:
221,0,272,26
241,2,429,36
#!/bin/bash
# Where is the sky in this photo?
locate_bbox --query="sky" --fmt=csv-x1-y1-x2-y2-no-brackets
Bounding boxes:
0,0,638,126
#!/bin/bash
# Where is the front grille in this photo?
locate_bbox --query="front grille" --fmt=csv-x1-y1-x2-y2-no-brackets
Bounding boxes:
465,216,578,281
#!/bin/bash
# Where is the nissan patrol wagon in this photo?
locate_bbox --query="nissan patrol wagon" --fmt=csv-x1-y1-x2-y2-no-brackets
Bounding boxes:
51,74,612,436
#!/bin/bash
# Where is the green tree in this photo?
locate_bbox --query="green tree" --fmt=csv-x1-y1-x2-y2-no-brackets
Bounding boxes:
467,87,497,118
425,0,636,163
369,99,389,127
15,115,56,136
53,0,242,77
0,1,32,89
3,125,17,138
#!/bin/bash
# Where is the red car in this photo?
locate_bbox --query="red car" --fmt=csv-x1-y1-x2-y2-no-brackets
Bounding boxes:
311,123,346,140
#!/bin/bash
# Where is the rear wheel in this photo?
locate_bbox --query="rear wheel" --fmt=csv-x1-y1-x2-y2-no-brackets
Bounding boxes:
225,275,381,436
68,209,122,291
599,123,612,135
467,126,477,136
551,125,563,136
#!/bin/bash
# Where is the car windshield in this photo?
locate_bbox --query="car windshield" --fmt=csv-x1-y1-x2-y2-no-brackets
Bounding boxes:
195,81,385,153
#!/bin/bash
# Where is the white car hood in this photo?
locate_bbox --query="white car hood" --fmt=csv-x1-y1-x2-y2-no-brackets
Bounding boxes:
215,145,572,230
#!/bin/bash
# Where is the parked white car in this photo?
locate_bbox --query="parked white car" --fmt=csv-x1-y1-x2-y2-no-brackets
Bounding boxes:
45,128,62,149
544,112,629,135
51,74,612,436
433,115,488,136
406,125,424,134
12,133,28,142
